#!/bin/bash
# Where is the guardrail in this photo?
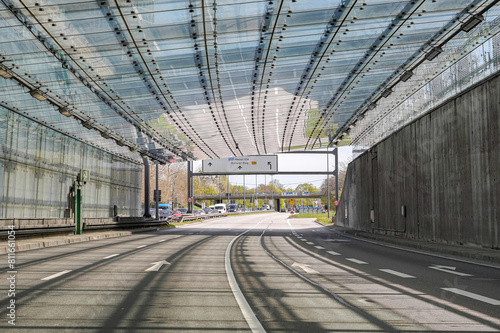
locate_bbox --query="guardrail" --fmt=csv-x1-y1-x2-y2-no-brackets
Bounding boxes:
0,213,228,238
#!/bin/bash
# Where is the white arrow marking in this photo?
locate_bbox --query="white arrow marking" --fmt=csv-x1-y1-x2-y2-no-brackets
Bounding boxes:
103,254,120,259
429,265,473,276
145,260,170,272
442,288,500,305
292,262,319,274
41,270,71,280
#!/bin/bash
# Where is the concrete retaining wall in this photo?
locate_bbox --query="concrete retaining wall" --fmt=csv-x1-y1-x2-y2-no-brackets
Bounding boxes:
338,74,499,249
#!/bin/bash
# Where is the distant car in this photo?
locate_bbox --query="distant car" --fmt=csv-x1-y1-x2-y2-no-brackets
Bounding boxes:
178,208,188,214
172,210,183,217
193,209,205,215
158,209,173,219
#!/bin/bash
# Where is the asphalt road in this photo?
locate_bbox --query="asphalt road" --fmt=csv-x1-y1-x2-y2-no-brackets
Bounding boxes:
1,212,499,332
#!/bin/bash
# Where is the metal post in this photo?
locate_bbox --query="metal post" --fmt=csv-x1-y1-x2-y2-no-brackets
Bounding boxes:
74,180,82,234
187,160,193,213
327,149,330,219
243,175,246,210
143,157,151,217
265,174,267,207
334,148,339,215
255,175,257,208
155,163,159,220
271,175,274,209
227,175,229,204
218,175,221,203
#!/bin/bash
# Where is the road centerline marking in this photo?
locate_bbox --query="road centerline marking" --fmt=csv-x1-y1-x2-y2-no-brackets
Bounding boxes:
327,251,341,256
306,242,315,245
41,270,72,281
314,246,325,250
380,269,416,278
442,288,500,305
226,222,266,333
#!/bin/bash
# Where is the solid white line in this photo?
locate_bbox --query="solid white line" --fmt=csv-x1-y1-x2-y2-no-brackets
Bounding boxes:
104,254,120,259
41,270,72,281
379,269,415,278
157,239,166,242
442,288,500,305
136,245,147,248
346,258,368,265
314,246,325,250
327,251,341,256
225,226,266,333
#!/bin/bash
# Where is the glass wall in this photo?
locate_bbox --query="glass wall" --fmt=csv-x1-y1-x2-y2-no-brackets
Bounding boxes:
0,107,142,218
352,21,500,147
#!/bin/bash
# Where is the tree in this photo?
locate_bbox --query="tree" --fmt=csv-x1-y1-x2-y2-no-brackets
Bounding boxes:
142,161,187,208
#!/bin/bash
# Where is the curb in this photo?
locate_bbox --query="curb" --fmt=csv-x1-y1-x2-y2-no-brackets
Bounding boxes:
0,228,159,254
316,222,500,266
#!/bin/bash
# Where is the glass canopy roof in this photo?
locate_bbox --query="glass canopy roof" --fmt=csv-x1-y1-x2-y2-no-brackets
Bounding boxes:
0,0,498,163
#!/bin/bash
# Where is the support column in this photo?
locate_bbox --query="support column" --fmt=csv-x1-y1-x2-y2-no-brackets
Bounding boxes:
334,148,339,202
187,160,193,213
74,180,82,234
327,150,330,219
143,157,151,217
155,163,159,220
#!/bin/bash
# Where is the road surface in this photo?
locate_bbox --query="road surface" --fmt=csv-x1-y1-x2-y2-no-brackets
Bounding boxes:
1,212,499,332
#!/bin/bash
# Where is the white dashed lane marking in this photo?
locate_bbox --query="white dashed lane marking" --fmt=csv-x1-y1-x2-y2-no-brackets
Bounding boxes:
41,270,72,281
346,258,368,265
379,269,415,278
103,254,120,259
442,288,500,305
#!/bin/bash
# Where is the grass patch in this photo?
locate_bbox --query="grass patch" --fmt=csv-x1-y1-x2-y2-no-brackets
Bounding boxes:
234,211,275,216
288,213,334,225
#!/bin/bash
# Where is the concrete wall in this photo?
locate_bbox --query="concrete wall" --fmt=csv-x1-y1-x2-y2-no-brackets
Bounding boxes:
338,73,499,249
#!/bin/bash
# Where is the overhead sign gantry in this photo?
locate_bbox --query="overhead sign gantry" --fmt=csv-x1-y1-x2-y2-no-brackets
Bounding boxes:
202,155,278,174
